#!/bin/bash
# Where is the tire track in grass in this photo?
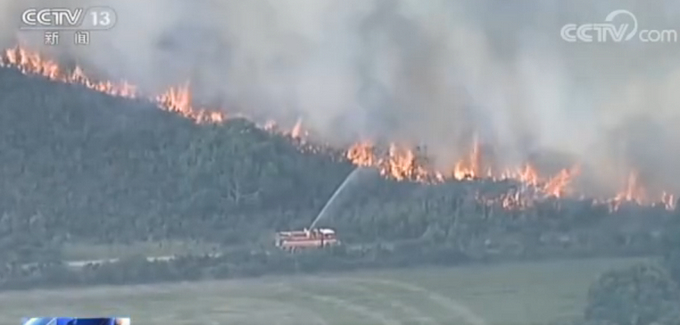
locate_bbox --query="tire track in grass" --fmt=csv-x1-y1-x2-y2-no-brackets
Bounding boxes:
342,277,488,325
303,276,441,325
203,296,331,325
277,282,402,325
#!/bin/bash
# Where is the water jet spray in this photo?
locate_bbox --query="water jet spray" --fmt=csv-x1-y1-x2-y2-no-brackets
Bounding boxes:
309,167,373,229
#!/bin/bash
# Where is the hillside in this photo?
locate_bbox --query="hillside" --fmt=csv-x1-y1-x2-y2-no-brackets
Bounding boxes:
0,46,679,257
0,54,679,310
0,66,356,247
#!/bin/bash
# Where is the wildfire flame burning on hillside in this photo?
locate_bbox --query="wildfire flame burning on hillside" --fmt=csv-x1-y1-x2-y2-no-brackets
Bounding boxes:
346,138,579,198
0,46,676,211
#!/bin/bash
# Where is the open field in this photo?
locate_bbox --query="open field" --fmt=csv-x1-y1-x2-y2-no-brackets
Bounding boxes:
0,257,649,325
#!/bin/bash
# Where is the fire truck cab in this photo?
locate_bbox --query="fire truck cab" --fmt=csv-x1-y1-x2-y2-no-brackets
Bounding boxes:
275,228,339,250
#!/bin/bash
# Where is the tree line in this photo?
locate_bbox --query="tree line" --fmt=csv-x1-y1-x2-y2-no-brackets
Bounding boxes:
1,64,680,313
2,67,677,249
2,63,680,324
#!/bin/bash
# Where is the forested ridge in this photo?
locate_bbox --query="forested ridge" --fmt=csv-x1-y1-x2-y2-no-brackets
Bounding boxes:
1,62,679,259
0,66,355,245
1,63,680,325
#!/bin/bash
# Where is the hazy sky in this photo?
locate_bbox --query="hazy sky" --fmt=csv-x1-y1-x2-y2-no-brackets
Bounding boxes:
2,0,680,194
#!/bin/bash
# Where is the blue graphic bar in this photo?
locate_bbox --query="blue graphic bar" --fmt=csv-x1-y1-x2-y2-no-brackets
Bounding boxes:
22,318,130,325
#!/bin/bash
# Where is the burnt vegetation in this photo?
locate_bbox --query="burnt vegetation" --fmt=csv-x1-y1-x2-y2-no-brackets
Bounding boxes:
0,63,680,324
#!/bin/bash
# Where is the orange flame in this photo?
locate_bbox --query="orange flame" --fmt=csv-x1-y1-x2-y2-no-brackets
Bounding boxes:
1,47,138,97
346,142,432,181
155,84,226,123
606,171,676,211
1,47,226,124
1,46,676,212
452,136,488,180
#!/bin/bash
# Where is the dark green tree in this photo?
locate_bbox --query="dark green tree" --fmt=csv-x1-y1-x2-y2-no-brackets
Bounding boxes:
584,263,680,325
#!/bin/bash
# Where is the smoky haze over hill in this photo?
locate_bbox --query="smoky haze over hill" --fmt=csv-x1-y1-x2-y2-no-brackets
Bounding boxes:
1,0,680,195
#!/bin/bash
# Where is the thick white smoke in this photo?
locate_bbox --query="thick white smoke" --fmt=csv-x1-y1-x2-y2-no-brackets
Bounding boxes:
2,0,680,194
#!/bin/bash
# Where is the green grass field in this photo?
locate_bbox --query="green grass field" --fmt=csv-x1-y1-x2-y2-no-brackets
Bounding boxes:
0,257,648,325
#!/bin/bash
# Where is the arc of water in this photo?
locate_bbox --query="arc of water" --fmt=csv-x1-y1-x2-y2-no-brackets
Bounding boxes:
309,167,368,229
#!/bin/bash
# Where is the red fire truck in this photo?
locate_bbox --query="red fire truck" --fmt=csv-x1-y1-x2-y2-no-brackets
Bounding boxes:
275,228,340,250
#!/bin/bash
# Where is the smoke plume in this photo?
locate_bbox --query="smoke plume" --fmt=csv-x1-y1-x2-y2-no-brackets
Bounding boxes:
2,0,680,195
